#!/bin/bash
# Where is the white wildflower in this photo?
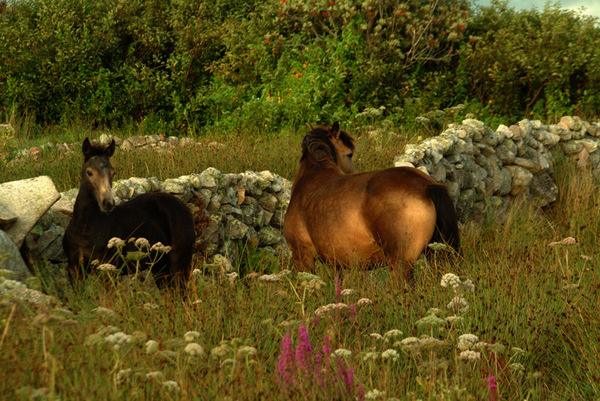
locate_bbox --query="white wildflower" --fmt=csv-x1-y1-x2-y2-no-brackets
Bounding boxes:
146,371,164,381
227,272,238,284
416,315,446,329
510,363,525,374
297,272,322,281
237,346,257,357
428,307,442,316
428,242,450,251
399,337,421,350
116,369,132,384
462,279,475,292
341,288,355,296
143,302,159,311
107,237,125,249
418,336,445,349
220,358,236,368
457,334,479,350
356,298,373,307
191,269,202,278
134,237,150,249
162,380,180,393
512,347,526,356
211,344,230,359
362,352,379,362
97,263,117,272
184,343,205,357
459,350,481,361
105,332,133,351
257,273,281,282
445,315,463,323
365,389,385,400
369,333,383,341
383,329,403,341
314,303,350,318
440,273,461,289
447,296,469,313
332,348,352,358
184,331,201,342
93,306,118,319
381,349,399,361
150,242,172,253
145,340,160,354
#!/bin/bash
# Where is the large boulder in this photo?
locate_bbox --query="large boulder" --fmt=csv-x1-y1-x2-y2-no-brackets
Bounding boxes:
0,176,60,247
0,229,31,281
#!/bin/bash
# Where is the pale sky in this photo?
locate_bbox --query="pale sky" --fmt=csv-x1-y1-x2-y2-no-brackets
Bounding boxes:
471,0,600,19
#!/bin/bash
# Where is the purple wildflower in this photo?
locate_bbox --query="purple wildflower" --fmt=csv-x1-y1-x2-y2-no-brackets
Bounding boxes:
295,326,314,378
357,384,365,401
348,304,356,322
334,277,342,300
488,376,498,401
276,332,296,387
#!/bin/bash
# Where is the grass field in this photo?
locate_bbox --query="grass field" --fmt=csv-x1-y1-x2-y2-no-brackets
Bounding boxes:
1,123,599,400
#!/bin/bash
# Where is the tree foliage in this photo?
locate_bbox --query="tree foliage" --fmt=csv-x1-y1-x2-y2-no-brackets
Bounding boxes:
0,0,598,135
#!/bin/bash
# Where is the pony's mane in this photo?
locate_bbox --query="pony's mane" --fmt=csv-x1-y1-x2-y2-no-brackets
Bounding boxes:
83,141,112,161
301,126,355,168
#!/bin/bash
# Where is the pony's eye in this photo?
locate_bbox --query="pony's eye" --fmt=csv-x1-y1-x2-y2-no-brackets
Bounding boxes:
87,170,93,177
348,153,353,158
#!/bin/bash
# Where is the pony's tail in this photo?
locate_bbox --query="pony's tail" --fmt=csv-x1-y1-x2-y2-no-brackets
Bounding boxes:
426,183,460,254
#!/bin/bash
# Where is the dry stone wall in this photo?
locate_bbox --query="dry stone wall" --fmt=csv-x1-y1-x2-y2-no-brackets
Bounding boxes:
22,115,600,272
26,168,292,272
393,116,600,220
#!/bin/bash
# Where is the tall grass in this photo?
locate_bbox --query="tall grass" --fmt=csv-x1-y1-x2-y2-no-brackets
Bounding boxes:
1,132,599,399
0,127,408,191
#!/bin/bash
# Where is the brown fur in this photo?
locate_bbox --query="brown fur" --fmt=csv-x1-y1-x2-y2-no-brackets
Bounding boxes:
284,123,459,282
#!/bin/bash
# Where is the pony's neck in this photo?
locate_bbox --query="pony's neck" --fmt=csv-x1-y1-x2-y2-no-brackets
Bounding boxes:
291,159,341,192
72,179,103,224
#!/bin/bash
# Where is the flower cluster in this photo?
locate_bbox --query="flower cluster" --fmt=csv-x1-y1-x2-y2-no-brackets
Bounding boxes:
105,331,133,351
275,325,363,399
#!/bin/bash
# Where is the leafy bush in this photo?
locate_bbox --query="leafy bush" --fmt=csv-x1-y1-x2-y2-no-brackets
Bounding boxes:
458,0,600,120
0,0,598,136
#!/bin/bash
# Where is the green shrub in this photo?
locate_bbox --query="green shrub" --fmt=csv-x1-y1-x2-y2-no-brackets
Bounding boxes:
457,0,600,121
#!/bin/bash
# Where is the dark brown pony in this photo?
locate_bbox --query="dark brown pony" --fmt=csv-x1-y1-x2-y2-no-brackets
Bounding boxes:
283,122,459,282
63,138,195,288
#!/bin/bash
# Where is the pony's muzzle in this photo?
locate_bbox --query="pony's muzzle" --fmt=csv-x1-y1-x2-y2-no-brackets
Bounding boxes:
101,196,115,213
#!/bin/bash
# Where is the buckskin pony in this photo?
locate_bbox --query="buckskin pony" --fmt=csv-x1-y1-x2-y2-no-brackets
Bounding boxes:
283,122,459,283
63,138,195,288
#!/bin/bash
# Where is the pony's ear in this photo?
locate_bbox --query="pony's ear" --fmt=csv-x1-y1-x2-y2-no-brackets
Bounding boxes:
106,139,116,158
82,138,92,158
330,121,340,139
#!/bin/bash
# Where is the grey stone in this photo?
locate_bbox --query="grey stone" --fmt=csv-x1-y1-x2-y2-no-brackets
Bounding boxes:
197,171,218,190
513,157,543,174
562,141,584,154
224,218,249,240
530,172,558,207
505,165,533,196
37,224,67,262
0,230,31,281
51,188,78,216
560,116,581,131
162,178,188,194
496,144,516,164
0,176,60,247
258,226,282,246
